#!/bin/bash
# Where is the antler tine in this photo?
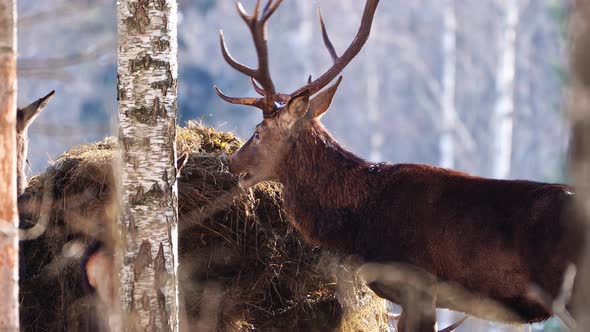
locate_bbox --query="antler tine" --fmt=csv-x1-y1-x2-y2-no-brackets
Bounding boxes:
219,30,257,77
262,0,283,22
246,0,281,98
250,77,290,103
214,86,266,110
250,77,265,96
291,0,380,97
236,1,261,23
318,8,339,63
236,2,249,22
252,0,261,21
262,0,273,17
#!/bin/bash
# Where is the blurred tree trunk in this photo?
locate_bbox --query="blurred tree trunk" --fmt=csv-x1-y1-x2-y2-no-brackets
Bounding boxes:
0,0,19,330
297,1,312,80
491,0,519,179
367,40,382,162
439,0,457,169
569,1,590,330
436,5,457,315
117,0,180,330
364,2,382,162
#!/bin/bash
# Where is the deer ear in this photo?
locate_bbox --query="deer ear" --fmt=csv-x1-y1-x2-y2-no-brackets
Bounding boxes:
308,76,342,119
287,90,311,117
17,90,55,132
282,90,311,127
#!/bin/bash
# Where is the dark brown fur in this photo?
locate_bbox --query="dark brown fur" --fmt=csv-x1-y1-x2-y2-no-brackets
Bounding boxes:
275,119,584,323
217,0,582,328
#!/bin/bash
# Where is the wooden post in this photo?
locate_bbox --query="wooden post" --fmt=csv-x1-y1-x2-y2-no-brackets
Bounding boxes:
568,2,590,330
0,0,19,330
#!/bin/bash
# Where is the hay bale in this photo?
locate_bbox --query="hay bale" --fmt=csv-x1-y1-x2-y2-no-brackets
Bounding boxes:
19,121,388,331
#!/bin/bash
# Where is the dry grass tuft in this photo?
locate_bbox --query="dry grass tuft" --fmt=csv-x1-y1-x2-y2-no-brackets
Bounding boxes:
19,122,388,331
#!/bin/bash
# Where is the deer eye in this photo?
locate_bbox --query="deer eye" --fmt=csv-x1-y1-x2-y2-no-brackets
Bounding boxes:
254,132,261,140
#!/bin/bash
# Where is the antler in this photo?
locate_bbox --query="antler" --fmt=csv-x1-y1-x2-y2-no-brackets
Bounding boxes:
290,0,379,98
216,0,380,117
318,9,339,63
215,0,288,117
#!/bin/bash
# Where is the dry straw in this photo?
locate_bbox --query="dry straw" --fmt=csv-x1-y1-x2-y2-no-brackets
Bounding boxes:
18,122,388,331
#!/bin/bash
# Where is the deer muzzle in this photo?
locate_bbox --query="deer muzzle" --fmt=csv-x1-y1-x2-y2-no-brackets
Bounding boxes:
228,154,240,175
228,153,258,189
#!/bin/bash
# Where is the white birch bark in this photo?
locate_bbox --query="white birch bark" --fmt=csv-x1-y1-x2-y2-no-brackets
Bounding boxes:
439,0,457,169
491,0,518,179
117,0,179,330
0,0,19,330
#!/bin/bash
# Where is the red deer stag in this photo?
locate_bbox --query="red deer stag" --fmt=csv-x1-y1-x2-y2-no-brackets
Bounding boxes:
16,90,55,195
215,1,584,331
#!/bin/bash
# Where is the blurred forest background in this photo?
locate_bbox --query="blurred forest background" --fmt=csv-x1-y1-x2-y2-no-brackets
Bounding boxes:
15,0,571,330
18,0,570,182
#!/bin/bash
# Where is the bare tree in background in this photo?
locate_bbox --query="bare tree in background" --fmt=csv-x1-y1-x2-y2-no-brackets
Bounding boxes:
297,1,313,80
438,1,470,327
439,0,457,169
0,0,19,330
366,34,382,162
117,0,180,330
491,0,519,179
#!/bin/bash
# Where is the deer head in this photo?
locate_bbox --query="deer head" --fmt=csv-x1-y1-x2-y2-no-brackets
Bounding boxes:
215,0,379,188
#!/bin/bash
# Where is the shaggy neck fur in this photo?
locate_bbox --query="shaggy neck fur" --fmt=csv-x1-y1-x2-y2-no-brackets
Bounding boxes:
17,129,28,195
277,121,370,254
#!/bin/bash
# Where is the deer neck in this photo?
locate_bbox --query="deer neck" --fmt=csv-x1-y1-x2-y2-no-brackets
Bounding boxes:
16,129,28,195
277,121,369,254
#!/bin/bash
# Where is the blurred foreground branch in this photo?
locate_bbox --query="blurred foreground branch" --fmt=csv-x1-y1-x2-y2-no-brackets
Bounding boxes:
18,1,109,28
0,0,19,330
17,41,114,80
568,1,590,330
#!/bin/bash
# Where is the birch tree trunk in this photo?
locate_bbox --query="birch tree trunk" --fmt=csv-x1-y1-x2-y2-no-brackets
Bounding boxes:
491,0,518,179
0,0,19,330
117,0,179,330
568,2,590,329
439,0,456,169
